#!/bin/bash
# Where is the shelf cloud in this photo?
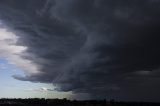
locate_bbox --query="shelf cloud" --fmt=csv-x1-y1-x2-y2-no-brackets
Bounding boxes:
0,0,160,101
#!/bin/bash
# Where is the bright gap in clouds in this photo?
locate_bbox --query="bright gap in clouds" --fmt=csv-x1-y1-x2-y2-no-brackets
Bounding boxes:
0,24,40,75
0,58,70,98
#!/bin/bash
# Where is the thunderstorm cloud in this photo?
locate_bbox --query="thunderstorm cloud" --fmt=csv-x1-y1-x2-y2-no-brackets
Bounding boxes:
0,0,160,101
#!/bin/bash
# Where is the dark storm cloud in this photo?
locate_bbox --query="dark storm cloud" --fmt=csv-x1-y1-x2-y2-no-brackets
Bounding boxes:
1,0,160,101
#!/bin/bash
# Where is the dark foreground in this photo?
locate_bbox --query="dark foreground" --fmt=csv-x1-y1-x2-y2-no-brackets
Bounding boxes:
0,98,159,106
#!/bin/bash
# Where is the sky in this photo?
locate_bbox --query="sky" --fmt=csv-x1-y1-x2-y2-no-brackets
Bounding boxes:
0,30,71,99
0,0,160,102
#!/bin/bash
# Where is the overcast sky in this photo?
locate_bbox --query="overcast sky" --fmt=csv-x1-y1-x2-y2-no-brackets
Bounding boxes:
0,0,160,102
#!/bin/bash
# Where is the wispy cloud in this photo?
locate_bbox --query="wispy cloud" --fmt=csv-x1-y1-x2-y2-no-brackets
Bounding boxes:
27,87,54,92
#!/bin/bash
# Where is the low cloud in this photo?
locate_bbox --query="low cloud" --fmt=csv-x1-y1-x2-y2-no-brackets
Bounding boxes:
27,87,54,92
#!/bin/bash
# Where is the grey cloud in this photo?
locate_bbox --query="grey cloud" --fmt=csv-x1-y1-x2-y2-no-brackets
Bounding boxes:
0,0,160,101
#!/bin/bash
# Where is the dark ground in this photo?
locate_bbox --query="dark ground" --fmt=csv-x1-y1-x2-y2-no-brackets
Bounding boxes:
0,98,160,106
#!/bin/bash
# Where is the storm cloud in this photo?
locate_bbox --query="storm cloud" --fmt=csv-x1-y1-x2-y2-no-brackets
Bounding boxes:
0,0,160,101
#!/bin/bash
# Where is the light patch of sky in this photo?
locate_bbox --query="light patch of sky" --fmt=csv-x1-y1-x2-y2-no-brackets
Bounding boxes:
0,58,71,98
